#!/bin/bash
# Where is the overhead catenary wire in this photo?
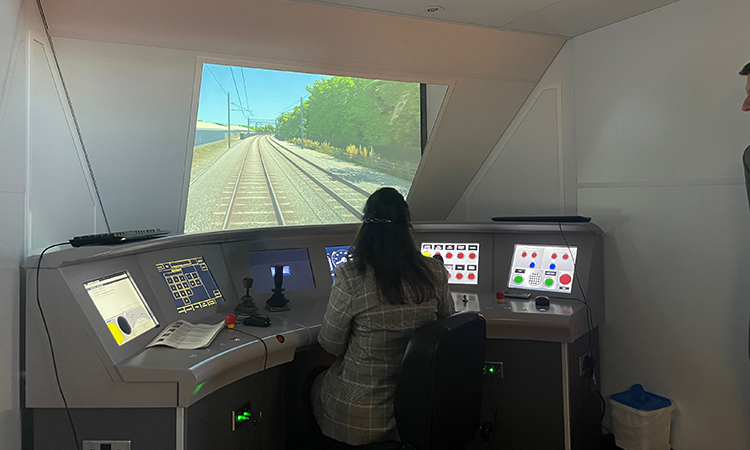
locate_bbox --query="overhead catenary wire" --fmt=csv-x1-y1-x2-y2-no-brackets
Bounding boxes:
206,65,228,95
241,67,250,114
36,0,112,233
229,67,247,119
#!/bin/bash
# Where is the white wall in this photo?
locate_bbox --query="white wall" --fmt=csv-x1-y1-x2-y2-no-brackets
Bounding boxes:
574,0,750,447
0,0,27,446
447,41,578,221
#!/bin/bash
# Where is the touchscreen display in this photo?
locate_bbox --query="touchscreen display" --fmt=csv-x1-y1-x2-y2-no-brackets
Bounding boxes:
508,244,578,293
420,242,480,285
84,271,158,346
325,245,351,280
156,257,225,314
247,248,315,294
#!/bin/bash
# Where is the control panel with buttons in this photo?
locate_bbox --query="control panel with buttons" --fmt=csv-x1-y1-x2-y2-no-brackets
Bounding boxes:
421,242,480,285
507,244,578,294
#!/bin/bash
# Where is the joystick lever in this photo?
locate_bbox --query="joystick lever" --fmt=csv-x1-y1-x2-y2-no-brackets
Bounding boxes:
266,265,290,312
234,277,259,318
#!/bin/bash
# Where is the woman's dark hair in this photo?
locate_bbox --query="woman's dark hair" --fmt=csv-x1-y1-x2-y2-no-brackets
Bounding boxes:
349,187,438,305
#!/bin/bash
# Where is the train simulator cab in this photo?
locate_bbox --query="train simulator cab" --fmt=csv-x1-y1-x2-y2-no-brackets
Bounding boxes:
26,222,604,449
4,0,750,449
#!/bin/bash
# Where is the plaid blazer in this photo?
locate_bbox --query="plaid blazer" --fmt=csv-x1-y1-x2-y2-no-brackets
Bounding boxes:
312,257,455,445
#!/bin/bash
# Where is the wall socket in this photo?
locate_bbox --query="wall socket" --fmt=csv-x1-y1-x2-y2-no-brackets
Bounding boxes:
82,440,131,450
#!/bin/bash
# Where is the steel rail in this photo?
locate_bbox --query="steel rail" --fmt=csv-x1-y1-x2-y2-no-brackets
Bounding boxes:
258,147,286,226
263,137,363,220
267,136,371,197
221,143,251,230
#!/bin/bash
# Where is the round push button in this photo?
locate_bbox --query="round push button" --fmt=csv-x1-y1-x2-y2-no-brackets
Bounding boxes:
545,278,554,287
456,273,464,280
468,273,475,280
457,253,465,259
530,262,536,268
532,252,537,258
522,252,527,257
469,253,476,259
563,254,569,260
513,275,523,284
552,253,557,259
446,252,453,259
560,274,572,285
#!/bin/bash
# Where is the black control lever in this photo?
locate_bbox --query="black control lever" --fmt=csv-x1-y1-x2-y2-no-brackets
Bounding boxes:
266,265,290,312
234,277,259,318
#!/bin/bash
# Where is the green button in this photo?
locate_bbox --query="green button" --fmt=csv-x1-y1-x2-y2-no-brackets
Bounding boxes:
545,278,554,286
514,276,523,284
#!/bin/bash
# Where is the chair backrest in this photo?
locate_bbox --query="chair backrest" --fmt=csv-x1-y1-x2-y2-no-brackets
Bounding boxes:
394,312,486,450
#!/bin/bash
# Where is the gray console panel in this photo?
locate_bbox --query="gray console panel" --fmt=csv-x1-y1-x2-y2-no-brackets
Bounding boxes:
25,222,603,409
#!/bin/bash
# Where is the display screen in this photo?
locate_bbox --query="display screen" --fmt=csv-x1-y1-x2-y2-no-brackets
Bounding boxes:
184,63,425,234
325,245,351,280
420,242,480,285
507,244,578,293
84,271,159,346
156,257,226,314
270,266,291,276
247,248,315,294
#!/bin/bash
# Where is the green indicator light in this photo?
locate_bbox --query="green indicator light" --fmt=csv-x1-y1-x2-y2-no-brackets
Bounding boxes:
545,279,554,287
489,367,495,373
514,276,523,284
193,382,206,396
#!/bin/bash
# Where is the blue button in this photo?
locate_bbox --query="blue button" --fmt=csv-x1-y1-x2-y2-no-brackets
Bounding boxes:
550,264,556,270
530,262,536,268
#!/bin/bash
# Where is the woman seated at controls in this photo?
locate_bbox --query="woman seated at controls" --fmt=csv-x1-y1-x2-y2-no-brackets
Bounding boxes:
311,187,455,446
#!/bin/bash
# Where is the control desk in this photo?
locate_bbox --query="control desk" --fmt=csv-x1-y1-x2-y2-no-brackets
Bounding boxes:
25,222,603,450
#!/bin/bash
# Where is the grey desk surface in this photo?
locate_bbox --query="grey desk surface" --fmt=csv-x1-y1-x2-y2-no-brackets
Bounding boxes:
116,294,590,406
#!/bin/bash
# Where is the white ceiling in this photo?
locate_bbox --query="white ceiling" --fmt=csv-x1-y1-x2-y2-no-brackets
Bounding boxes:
290,0,683,37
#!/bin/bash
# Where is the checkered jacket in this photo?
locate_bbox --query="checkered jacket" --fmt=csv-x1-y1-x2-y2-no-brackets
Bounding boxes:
312,257,455,445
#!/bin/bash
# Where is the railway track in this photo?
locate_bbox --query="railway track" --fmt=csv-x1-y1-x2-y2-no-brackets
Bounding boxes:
218,135,372,230
264,136,370,214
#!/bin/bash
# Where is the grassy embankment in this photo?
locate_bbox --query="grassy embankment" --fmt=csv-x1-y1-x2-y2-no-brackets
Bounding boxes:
189,136,241,182
285,137,418,181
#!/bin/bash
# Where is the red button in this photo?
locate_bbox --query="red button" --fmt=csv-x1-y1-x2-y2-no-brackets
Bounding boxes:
532,253,537,258
447,273,451,278
563,254,569,260
468,273,475,280
522,252,527,257
435,252,441,256
469,253,476,259
456,273,463,279
446,252,453,259
276,335,285,343
457,253,464,259
560,274,572,285
552,253,557,259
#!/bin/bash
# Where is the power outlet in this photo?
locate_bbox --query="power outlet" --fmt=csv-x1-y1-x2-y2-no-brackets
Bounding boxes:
82,440,131,450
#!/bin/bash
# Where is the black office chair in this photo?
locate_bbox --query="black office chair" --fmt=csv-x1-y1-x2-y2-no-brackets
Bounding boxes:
307,312,487,450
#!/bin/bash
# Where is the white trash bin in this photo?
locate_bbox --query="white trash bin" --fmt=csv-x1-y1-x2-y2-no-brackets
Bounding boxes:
609,384,673,450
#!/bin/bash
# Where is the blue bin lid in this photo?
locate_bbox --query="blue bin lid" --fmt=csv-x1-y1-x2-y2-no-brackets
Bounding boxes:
610,384,672,412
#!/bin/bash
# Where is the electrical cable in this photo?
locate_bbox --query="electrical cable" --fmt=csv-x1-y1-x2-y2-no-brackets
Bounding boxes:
556,222,607,442
35,0,111,233
231,328,269,450
35,242,80,450
229,67,247,119
241,68,250,114
206,65,228,95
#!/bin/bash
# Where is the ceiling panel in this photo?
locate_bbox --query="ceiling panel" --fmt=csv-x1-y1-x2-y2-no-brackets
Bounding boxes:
503,0,682,37
291,0,684,37
292,0,561,29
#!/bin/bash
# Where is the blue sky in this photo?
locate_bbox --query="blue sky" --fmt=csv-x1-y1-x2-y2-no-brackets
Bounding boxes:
197,64,325,126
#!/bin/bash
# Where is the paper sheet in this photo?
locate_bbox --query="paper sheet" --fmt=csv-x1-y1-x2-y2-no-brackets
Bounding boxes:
146,320,225,349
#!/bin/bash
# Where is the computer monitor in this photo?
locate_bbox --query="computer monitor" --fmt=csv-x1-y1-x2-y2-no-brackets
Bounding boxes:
247,248,316,294
507,244,578,293
83,271,159,346
420,242,480,285
155,257,226,314
325,245,351,280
